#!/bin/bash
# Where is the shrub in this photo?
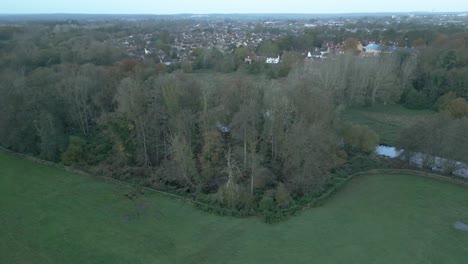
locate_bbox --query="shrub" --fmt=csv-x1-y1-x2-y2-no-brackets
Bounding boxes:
259,191,276,212
216,184,253,212
436,91,457,110
246,61,263,74
403,88,430,109
274,183,292,208
181,60,192,73
61,136,86,166
253,166,276,189
441,97,468,118
342,123,379,153
259,192,280,223
348,155,380,173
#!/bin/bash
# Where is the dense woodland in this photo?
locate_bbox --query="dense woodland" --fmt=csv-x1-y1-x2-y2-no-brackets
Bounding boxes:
0,19,467,219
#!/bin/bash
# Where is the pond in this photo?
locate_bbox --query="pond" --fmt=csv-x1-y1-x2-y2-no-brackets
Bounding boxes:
375,145,402,158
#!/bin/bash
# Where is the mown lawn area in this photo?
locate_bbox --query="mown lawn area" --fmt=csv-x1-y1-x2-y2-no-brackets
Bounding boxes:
1,150,468,264
342,104,435,145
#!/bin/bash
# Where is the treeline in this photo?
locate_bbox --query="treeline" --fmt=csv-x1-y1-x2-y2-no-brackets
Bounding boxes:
0,25,127,70
405,32,468,110
296,53,411,106
0,55,399,217
244,27,468,101
0,59,342,213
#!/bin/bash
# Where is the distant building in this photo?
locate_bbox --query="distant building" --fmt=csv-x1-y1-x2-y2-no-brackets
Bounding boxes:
244,53,263,64
266,55,280,64
363,43,416,55
160,57,173,66
305,48,322,61
363,43,384,54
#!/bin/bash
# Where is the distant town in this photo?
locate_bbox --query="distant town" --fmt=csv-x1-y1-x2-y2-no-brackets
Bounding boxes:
1,12,466,67
111,13,467,63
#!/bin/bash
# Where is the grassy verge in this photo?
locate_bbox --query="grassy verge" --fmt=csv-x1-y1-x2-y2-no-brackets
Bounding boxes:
2,151,468,264
342,104,435,145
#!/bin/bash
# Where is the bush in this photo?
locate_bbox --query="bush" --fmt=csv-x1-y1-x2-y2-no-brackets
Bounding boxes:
181,60,192,73
403,88,430,110
259,192,276,212
216,184,254,212
258,189,295,223
342,123,379,153
348,155,380,173
331,154,382,178
274,183,292,208
441,97,468,118
61,136,86,166
246,61,264,74
253,166,276,189
436,91,457,110
259,192,281,223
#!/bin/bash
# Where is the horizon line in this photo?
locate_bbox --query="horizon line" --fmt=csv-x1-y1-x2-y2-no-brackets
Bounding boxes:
1,11,467,15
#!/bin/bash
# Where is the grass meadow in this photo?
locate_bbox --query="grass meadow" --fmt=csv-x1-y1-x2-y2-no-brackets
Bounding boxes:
342,104,435,145
1,150,468,263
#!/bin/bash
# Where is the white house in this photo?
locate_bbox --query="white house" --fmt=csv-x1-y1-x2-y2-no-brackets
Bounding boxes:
266,55,280,64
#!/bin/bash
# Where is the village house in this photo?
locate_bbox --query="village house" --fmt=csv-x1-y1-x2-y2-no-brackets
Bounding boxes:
266,55,280,64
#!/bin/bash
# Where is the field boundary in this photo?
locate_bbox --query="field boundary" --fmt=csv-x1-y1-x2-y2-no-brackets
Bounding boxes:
2,146,467,218
361,169,468,187
282,168,468,214
0,145,235,214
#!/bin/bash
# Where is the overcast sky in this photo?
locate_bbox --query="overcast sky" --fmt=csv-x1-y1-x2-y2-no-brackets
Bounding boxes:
3,0,468,14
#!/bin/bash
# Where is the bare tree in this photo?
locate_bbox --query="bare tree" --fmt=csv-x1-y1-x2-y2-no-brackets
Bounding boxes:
224,147,240,189
249,139,260,196
400,56,417,91
115,77,150,167
60,66,96,135
367,55,399,106
170,133,198,188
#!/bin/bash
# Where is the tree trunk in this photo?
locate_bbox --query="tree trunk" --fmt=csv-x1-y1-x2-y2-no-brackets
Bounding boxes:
243,127,247,171
371,77,381,106
137,117,149,167
226,148,235,188
250,156,255,196
249,140,258,196
76,103,87,135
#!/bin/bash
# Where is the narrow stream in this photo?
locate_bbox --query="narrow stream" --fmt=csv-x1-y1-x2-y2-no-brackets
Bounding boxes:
375,145,468,178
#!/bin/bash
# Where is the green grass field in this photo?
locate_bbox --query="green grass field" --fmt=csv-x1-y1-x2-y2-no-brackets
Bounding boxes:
342,104,435,145
2,150,468,264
